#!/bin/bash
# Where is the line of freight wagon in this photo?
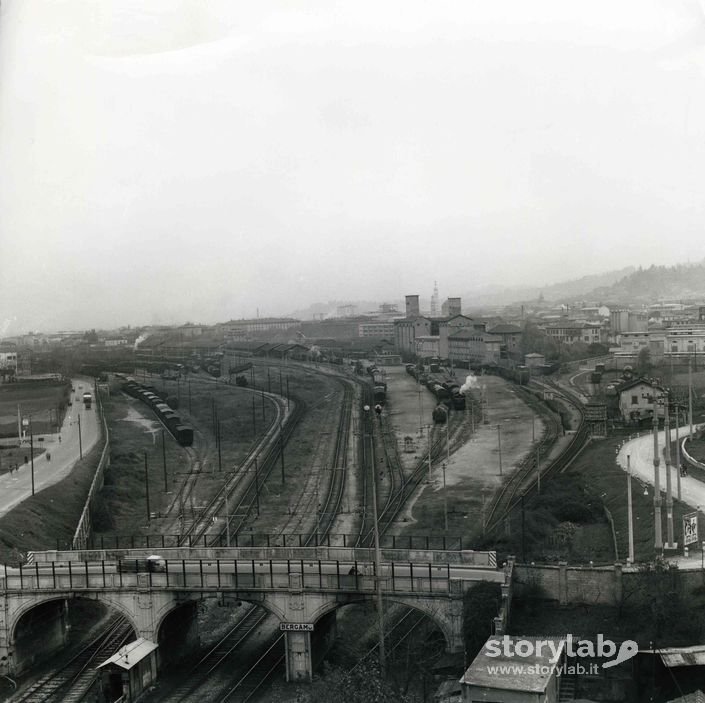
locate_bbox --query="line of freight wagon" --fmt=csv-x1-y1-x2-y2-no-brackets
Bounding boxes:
120,379,194,446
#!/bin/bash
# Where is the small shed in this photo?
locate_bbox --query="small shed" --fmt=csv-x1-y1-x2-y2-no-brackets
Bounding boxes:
97,638,158,703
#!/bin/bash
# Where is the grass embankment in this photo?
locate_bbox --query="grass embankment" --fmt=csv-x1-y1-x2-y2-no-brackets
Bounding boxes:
0,439,104,560
93,376,276,537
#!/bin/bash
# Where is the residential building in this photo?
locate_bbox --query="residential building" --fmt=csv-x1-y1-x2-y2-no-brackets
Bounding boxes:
545,321,602,345
610,377,664,423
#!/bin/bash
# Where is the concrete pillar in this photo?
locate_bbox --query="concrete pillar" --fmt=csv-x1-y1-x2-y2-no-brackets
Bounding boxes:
558,561,568,606
285,631,313,682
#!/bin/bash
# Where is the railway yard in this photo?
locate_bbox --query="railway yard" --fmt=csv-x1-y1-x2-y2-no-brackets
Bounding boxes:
0,358,591,702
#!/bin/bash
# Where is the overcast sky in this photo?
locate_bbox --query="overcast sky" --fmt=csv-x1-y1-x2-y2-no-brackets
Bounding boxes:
2,1,705,335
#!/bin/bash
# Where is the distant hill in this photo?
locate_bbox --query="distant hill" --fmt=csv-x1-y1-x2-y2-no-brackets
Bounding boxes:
466,266,636,306
588,260,705,303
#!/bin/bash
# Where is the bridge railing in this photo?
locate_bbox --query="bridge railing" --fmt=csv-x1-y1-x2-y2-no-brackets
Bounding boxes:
79,532,478,552
0,557,503,596
29,546,497,569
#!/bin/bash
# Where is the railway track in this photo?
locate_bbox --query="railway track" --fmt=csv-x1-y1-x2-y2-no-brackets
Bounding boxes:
12,615,132,703
145,369,360,702
156,608,268,703
484,379,588,534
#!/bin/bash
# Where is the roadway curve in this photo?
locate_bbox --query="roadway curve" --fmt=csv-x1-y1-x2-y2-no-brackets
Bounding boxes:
0,379,101,518
617,425,705,509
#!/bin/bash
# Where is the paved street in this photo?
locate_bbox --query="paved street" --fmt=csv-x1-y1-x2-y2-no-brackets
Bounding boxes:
0,379,101,518
617,425,705,567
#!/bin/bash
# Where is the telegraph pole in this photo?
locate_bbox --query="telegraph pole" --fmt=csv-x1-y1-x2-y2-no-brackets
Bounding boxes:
675,402,682,501
162,430,167,491
497,425,503,476
30,423,35,496
77,414,82,460
689,358,694,440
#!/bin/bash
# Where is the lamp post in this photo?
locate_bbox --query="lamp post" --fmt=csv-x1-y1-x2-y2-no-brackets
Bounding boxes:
652,405,663,550
663,390,675,548
363,404,386,676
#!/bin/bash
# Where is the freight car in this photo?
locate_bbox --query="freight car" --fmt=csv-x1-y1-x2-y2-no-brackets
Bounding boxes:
121,379,193,447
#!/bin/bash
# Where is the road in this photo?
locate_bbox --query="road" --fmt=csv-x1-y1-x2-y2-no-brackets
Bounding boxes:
0,379,101,518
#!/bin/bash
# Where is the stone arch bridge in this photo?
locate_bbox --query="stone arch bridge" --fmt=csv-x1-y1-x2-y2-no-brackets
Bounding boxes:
0,545,508,681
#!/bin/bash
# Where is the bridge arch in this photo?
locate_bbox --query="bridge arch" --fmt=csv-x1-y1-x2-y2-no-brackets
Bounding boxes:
306,594,458,653
8,592,140,646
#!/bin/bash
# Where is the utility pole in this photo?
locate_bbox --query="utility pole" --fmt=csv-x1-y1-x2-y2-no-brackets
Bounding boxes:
218,420,222,472
364,405,386,676
689,358,694,440
162,430,167,491
442,462,448,532
78,414,82,460
188,379,192,413
427,426,433,483
286,377,290,410
224,484,230,547
252,395,256,435
254,457,260,516
30,423,35,496
497,425,503,476
627,455,635,564
144,452,151,523
279,421,285,484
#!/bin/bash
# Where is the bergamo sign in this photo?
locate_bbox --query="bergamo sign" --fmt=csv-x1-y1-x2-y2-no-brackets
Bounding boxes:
280,623,314,632
683,512,699,546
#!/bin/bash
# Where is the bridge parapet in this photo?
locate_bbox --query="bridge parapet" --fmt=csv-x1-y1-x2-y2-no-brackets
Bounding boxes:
1,556,502,596
28,546,497,568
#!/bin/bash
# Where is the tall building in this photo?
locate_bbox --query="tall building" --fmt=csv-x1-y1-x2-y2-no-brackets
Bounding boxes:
431,281,439,317
405,295,420,318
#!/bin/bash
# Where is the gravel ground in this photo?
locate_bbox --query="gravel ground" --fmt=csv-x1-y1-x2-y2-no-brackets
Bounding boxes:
382,366,547,537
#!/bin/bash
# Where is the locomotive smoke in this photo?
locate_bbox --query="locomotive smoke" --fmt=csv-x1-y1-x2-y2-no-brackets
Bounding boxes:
459,374,479,395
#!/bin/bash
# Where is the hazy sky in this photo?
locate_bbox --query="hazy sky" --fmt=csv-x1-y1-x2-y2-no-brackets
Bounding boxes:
2,1,705,334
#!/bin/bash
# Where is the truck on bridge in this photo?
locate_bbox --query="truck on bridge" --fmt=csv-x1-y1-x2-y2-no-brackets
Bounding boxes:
82,392,92,409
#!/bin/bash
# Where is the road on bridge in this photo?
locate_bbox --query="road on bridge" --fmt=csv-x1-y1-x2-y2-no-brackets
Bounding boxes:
0,378,100,518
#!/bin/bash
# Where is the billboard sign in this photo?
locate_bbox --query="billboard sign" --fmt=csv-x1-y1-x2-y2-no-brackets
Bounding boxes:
683,512,699,546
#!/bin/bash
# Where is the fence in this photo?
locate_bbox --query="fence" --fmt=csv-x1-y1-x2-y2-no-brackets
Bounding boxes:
71,384,110,550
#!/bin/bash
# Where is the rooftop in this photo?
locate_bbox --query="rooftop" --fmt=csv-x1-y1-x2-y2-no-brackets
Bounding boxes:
97,638,158,671
461,636,565,693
